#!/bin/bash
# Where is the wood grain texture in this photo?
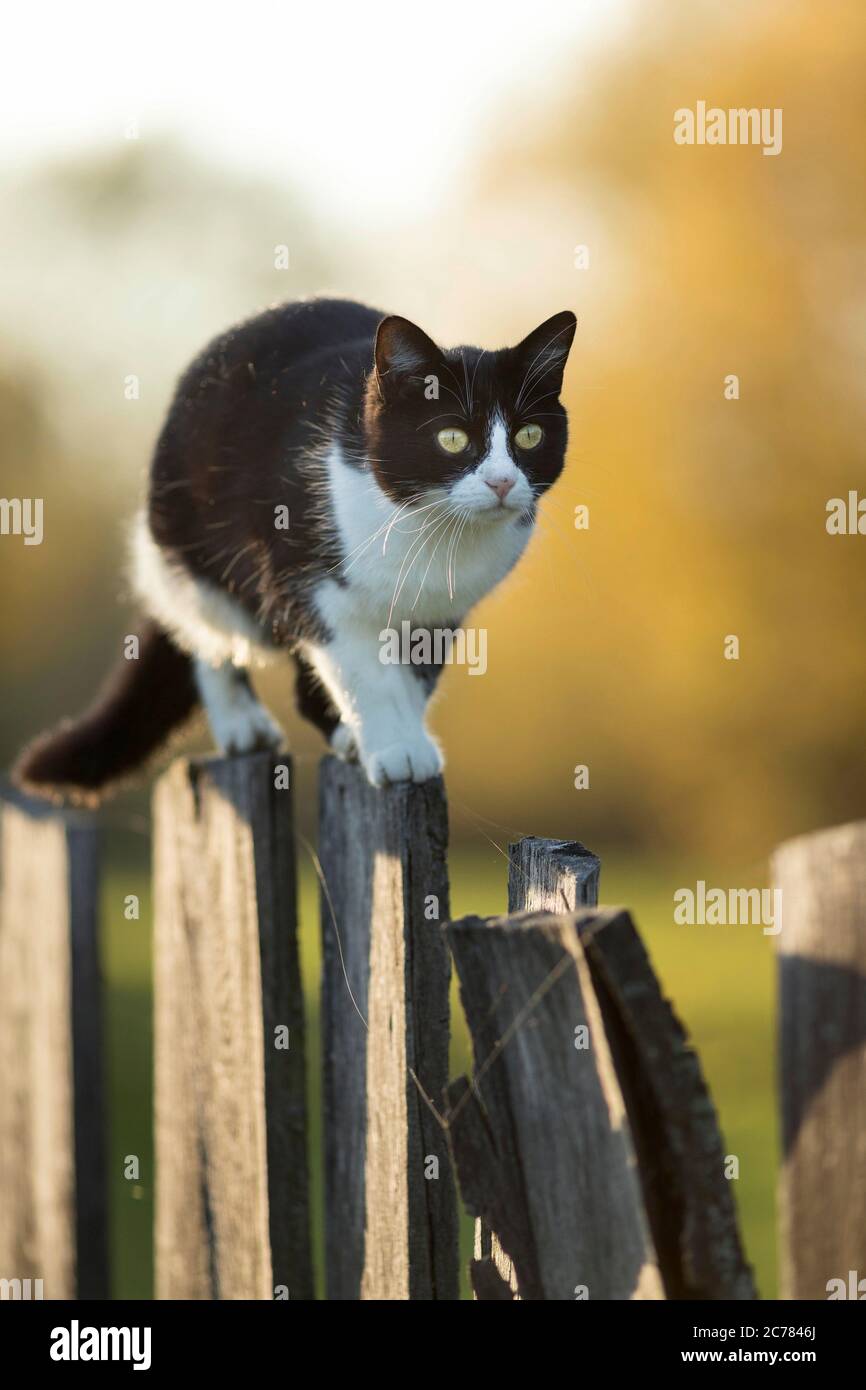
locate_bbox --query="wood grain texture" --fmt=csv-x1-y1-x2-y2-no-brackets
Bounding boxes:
773,820,866,1299
575,907,755,1299
507,838,754,1300
489,835,601,1294
508,836,601,915
319,756,458,1301
0,789,106,1299
153,753,311,1300
447,910,664,1301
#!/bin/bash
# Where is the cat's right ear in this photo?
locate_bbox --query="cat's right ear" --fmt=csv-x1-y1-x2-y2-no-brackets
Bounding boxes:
374,316,440,383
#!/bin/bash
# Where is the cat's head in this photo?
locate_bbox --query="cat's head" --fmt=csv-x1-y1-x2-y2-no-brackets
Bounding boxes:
363,311,576,519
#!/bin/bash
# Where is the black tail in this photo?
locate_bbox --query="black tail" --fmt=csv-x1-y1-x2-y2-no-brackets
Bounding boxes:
13,621,200,805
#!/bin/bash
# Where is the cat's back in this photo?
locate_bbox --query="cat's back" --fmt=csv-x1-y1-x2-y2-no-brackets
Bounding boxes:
148,298,384,577
183,297,384,383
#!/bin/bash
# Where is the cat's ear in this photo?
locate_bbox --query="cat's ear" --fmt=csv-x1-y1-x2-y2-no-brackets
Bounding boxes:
374,315,441,381
513,310,577,396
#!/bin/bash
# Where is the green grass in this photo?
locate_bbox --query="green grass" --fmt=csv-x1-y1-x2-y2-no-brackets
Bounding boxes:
101,840,777,1299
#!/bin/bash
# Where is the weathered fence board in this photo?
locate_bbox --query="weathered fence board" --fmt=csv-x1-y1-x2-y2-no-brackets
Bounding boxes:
0,789,107,1299
447,894,756,1300
574,906,756,1298
773,820,866,1300
153,753,311,1300
476,834,603,1294
319,756,458,1301
447,909,664,1300
508,836,754,1299
508,836,601,914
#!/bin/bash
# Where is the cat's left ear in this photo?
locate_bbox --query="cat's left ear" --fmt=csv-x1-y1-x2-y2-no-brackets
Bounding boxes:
375,315,441,381
513,310,577,396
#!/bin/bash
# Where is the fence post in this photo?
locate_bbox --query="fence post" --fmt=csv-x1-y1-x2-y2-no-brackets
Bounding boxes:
773,820,866,1299
319,756,458,1301
0,788,107,1300
447,908,663,1300
152,753,312,1300
468,834,605,1293
447,903,756,1300
508,836,600,914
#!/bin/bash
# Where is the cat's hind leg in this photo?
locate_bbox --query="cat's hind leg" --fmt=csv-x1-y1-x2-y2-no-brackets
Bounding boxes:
194,659,283,755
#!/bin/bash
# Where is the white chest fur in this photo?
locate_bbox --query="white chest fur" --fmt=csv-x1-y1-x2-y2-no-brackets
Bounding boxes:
317,444,532,635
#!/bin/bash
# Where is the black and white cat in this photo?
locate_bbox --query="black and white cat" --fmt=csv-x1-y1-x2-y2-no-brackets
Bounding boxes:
15,298,576,800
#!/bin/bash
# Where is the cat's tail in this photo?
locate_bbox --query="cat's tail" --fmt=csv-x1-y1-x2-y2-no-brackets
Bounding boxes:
12,620,200,806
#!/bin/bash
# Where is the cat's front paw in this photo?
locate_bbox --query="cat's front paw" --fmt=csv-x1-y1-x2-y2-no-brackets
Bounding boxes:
362,733,443,788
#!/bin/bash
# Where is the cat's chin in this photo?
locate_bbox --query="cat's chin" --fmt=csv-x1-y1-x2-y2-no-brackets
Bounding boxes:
467,501,528,522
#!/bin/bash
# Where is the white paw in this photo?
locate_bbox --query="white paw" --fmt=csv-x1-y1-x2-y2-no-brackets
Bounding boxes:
361,733,444,788
330,722,358,762
212,701,284,756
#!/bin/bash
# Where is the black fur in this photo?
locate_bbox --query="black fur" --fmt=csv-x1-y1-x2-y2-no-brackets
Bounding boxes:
13,621,198,805
14,298,575,801
149,298,575,644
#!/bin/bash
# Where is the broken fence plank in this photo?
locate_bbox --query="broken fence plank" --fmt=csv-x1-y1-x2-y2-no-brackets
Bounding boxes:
447,903,756,1301
509,836,754,1300
446,909,664,1301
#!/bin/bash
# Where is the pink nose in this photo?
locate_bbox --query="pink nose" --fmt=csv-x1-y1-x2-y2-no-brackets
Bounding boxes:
485,477,515,502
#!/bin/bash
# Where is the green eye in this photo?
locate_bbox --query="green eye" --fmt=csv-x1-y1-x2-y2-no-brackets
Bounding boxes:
436,427,470,454
515,423,543,450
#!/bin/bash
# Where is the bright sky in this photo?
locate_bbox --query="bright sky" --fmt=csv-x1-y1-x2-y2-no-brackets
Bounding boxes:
4,0,632,224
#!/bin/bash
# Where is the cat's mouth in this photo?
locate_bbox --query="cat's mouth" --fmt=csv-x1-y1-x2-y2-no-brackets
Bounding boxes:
446,463,534,520
457,491,527,519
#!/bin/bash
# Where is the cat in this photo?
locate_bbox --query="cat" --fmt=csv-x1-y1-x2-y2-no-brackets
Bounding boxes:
14,298,576,800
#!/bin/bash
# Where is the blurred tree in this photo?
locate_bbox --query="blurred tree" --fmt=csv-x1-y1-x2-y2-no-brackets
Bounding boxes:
424,0,866,857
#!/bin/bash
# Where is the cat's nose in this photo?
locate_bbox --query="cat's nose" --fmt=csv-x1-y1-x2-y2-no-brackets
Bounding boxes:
485,477,515,502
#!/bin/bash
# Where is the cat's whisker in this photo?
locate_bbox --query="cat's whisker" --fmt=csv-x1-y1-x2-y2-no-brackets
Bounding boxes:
410,371,469,417
437,382,470,415
19,297,580,807
431,510,465,609
514,321,574,410
441,512,463,607
447,508,473,601
449,509,474,599
517,391,560,414
386,508,455,627
327,492,430,576
381,496,447,555
468,350,486,416
439,360,470,416
411,510,460,611
415,413,462,431
445,511,463,601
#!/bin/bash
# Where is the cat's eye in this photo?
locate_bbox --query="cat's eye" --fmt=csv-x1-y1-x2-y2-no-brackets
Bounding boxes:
436,427,470,455
514,423,544,450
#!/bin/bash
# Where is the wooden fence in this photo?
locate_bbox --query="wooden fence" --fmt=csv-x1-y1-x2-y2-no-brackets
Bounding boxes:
1,755,864,1299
